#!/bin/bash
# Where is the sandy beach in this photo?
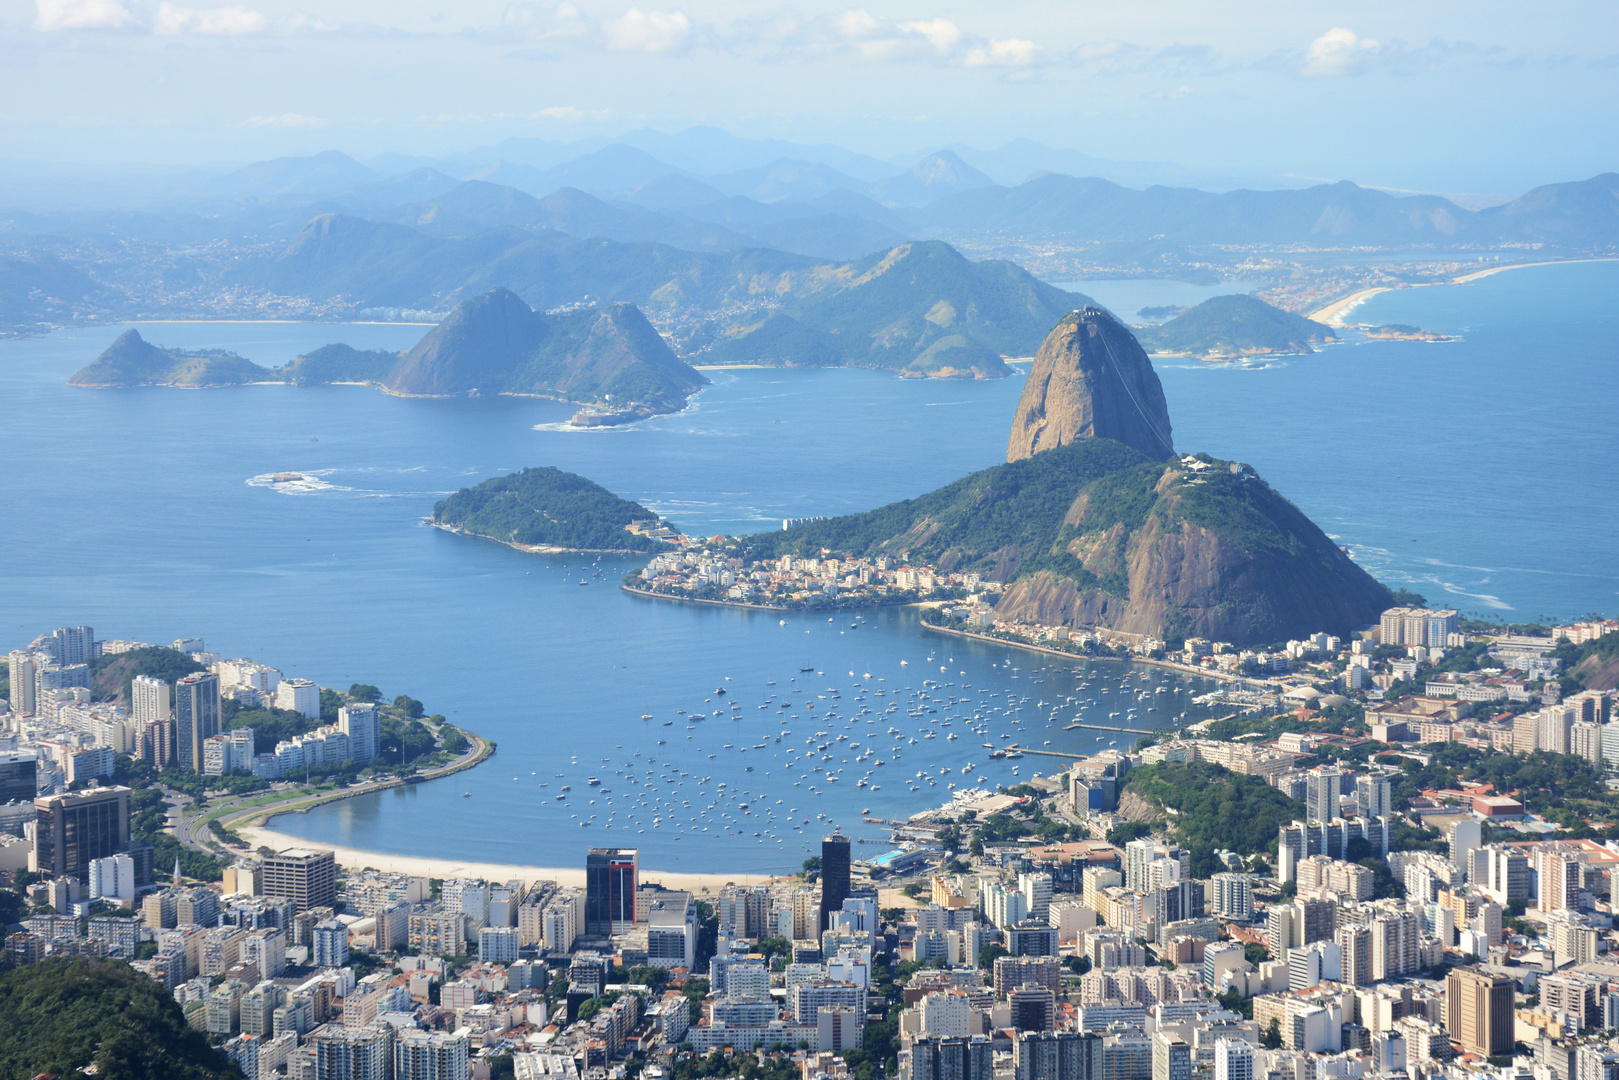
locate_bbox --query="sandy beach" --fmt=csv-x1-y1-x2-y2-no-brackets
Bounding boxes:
1309,287,1394,327
239,824,776,895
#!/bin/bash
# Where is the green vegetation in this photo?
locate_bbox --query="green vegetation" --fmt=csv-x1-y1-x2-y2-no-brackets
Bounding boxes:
1389,743,1619,835
69,329,274,387
0,959,244,1078
698,242,1091,376
434,466,675,552
743,437,1151,571
130,787,227,882
1120,760,1307,875
279,344,399,385
92,646,205,707
1136,294,1336,357
221,701,321,746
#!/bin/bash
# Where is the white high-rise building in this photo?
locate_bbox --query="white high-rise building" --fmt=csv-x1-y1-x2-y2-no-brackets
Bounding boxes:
1356,773,1393,819
338,703,380,763
275,679,321,720
1213,1038,1253,1080
919,990,973,1039
88,853,135,900
7,651,39,716
395,1030,469,1080
132,675,171,727
1019,872,1054,922
1211,874,1254,920
51,626,95,665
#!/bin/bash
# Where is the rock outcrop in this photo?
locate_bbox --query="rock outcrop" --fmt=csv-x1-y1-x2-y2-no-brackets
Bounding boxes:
1007,307,1175,462
382,287,706,409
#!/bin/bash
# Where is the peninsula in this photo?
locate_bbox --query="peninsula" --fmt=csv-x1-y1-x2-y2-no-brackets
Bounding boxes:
626,307,1392,647
432,466,680,554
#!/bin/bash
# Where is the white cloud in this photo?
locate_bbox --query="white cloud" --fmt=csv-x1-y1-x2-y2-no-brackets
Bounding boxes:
602,8,692,54
239,113,327,128
155,3,267,35
964,38,1039,67
897,18,961,55
34,0,139,31
1302,27,1381,76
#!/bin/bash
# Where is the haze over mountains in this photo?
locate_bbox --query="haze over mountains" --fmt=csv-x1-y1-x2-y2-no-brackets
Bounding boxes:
2,126,1614,342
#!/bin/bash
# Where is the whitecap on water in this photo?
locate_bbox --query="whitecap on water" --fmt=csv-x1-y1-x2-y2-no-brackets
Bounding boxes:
245,470,351,494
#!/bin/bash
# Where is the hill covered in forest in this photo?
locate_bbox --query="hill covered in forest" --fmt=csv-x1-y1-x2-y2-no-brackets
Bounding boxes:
1136,294,1337,359
433,466,675,553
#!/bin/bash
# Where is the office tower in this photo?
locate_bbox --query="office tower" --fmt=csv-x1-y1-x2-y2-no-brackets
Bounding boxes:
0,751,37,805
88,853,135,900
174,672,221,773
1213,1039,1253,1080
7,651,38,716
819,833,851,932
395,1030,469,1080
1211,874,1253,920
1020,872,1054,921
1536,845,1581,913
315,1024,393,1080
1449,820,1483,877
1305,767,1343,824
275,678,321,719
1152,1032,1191,1080
50,626,95,665
1008,985,1057,1031
1013,1031,1096,1080
33,786,131,881
132,675,171,727
1356,773,1393,819
1447,968,1514,1056
338,703,380,763
904,1036,993,1080
1336,926,1372,987
312,919,348,967
261,849,337,913
585,848,638,935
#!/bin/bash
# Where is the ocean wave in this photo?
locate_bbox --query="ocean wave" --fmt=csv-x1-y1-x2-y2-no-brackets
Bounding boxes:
246,470,352,494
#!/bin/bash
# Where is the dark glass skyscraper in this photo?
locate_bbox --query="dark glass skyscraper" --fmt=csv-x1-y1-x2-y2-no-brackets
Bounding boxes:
585,848,638,935
174,672,220,773
34,785,130,881
819,832,851,932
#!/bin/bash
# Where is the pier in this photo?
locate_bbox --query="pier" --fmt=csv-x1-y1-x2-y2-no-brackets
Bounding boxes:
1061,722,1157,734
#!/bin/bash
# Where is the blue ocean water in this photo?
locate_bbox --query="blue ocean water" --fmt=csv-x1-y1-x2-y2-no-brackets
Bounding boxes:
0,262,1612,871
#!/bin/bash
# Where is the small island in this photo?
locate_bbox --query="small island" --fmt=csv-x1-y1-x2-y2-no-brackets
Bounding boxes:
432,466,680,553
1363,323,1452,341
1137,293,1337,359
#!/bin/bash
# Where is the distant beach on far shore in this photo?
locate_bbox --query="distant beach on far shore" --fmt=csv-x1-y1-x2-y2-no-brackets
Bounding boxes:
1308,257,1619,326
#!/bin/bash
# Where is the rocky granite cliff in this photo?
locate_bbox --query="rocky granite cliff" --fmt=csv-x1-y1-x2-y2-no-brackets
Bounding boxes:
1007,307,1175,462
746,310,1391,646
383,288,706,409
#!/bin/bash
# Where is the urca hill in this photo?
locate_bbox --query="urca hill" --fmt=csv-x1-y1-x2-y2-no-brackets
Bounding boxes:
746,307,1392,646
69,288,706,414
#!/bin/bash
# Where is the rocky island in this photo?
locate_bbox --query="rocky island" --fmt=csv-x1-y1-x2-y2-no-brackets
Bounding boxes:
69,288,708,421
1136,293,1337,359
630,306,1393,647
432,466,679,554
1363,323,1452,341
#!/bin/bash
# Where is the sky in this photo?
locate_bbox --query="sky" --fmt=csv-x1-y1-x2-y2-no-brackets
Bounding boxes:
1,0,1615,195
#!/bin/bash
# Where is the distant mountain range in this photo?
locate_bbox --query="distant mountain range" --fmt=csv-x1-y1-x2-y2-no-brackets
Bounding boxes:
234,217,1093,374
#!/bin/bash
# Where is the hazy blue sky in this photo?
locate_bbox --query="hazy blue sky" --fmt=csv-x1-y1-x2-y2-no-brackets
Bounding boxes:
2,0,1614,194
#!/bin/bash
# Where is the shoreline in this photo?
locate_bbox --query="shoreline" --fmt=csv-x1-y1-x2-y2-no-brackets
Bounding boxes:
919,621,1250,685
235,825,774,894
1307,257,1619,326
430,520,665,557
